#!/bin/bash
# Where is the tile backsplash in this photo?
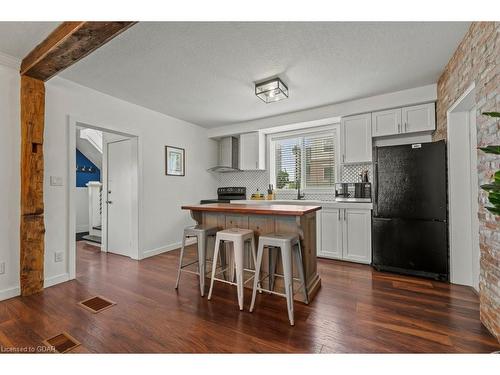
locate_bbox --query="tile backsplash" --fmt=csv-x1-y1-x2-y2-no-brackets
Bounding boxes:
218,170,270,199
217,162,372,201
341,163,373,183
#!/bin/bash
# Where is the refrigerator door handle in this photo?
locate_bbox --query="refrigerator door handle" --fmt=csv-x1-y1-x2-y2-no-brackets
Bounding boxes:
373,159,378,217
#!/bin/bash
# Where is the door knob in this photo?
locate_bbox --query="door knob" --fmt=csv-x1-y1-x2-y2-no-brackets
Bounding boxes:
106,200,113,204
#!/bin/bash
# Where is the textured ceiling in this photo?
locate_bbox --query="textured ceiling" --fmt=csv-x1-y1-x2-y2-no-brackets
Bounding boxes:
0,22,61,58
0,22,469,128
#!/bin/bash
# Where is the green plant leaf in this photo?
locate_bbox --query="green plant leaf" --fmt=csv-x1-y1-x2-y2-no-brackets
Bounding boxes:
486,206,500,215
483,112,500,118
489,192,500,206
481,183,500,192
495,170,500,184
479,145,500,155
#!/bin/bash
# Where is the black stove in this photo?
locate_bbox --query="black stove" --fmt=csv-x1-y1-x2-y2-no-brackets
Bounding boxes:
200,187,246,204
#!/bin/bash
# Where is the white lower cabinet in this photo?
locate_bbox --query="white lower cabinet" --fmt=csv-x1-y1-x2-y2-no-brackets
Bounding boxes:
317,207,372,264
317,208,343,259
342,209,372,264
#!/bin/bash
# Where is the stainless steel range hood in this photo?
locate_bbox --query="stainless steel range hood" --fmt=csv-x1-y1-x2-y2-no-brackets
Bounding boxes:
207,136,241,173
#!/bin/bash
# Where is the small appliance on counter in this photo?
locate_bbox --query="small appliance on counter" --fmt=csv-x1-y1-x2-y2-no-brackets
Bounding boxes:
200,187,246,204
335,182,372,202
251,188,265,200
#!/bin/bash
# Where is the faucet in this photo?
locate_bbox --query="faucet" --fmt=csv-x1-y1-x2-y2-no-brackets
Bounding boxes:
296,179,305,200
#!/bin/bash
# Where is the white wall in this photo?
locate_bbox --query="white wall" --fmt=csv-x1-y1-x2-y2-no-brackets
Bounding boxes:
0,62,218,298
207,84,437,138
0,63,20,300
44,77,219,283
75,188,89,233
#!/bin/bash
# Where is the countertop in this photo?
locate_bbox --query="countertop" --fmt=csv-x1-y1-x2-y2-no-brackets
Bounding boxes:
181,203,321,216
230,199,373,210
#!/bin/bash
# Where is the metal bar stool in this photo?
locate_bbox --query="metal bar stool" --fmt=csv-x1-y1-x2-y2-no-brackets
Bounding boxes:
175,224,219,297
208,228,257,310
249,233,309,326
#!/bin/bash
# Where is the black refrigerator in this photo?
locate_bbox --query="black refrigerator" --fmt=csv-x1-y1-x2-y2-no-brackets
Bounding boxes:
372,140,449,281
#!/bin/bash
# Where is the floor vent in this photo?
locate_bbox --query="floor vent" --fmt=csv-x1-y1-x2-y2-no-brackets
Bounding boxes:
43,332,80,353
78,295,116,313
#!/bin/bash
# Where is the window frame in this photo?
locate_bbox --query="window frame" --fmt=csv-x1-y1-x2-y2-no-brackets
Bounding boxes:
269,124,341,193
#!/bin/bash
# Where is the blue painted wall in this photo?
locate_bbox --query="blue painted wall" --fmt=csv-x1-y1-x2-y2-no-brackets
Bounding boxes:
76,149,101,187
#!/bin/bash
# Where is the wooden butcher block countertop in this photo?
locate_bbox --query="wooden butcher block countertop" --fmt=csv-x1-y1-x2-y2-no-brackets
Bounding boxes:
181,203,321,216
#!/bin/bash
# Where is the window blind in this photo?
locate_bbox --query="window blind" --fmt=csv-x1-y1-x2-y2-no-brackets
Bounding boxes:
274,132,336,190
274,137,302,190
304,133,336,188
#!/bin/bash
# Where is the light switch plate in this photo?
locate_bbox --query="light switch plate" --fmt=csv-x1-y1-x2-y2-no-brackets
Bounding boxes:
54,252,64,263
50,176,63,186
0,262,5,275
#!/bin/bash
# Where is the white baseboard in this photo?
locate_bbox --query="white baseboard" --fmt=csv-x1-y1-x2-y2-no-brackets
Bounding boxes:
141,238,196,259
44,273,70,288
0,286,20,301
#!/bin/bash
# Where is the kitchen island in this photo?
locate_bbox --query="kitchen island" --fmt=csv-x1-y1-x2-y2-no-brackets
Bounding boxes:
181,203,322,303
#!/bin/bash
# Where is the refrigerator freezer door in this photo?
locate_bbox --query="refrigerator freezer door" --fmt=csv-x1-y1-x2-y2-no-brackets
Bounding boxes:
372,217,448,280
374,141,447,221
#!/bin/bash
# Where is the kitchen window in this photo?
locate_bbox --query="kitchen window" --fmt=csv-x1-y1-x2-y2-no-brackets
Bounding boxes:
270,126,340,191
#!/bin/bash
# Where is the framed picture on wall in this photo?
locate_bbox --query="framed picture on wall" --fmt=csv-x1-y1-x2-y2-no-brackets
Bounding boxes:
165,146,185,176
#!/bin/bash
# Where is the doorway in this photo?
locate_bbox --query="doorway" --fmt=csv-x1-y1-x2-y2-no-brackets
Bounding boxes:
68,118,140,280
447,83,480,291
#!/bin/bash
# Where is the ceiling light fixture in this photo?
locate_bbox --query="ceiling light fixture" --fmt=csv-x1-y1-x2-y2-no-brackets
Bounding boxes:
255,77,288,103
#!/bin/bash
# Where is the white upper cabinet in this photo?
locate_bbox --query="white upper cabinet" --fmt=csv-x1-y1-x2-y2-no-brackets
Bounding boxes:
402,103,436,134
341,113,372,163
342,209,372,264
372,103,435,137
239,132,266,170
372,108,402,137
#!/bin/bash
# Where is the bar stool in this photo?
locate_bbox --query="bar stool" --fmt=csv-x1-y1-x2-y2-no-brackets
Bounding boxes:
175,224,219,297
250,233,308,326
208,228,257,310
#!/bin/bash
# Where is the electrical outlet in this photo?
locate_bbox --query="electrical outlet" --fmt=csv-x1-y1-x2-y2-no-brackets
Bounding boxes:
54,252,64,263
0,262,5,275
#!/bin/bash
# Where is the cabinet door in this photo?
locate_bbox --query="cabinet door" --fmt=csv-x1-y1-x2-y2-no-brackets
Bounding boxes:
317,208,343,260
342,209,372,264
341,113,372,163
402,103,435,134
239,132,265,170
371,108,402,137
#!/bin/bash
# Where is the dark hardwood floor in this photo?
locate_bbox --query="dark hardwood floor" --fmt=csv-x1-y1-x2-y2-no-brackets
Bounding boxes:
0,241,498,353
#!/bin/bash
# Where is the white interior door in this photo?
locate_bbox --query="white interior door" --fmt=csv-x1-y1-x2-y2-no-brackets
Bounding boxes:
107,139,133,257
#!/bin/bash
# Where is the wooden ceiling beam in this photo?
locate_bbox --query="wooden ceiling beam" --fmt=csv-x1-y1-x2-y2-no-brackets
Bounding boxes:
19,21,136,296
21,21,137,81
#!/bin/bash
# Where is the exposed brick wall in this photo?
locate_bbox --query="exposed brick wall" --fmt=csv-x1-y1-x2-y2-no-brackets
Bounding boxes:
435,22,499,342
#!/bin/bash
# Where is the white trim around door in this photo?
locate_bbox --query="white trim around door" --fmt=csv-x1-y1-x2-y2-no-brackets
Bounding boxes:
446,83,480,291
68,116,143,280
